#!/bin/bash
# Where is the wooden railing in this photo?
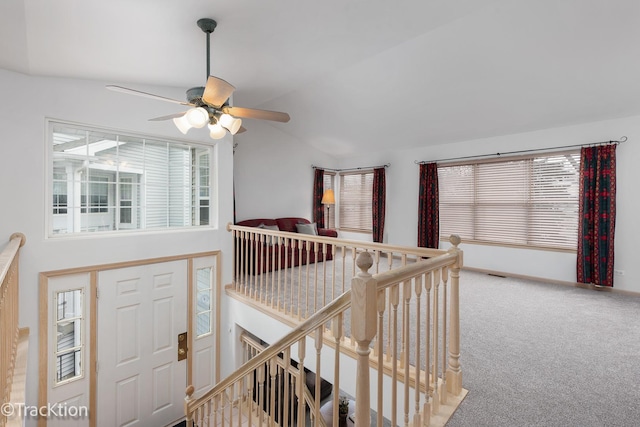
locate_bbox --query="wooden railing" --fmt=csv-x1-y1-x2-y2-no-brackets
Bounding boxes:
0,233,27,427
186,225,464,426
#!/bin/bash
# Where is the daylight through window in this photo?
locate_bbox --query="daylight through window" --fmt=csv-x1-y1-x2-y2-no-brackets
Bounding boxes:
49,121,214,235
438,151,580,250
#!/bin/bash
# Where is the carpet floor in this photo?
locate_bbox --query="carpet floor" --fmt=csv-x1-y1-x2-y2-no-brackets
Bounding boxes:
447,270,640,427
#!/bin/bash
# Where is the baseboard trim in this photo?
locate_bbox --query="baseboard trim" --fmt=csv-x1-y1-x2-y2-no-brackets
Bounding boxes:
462,266,640,297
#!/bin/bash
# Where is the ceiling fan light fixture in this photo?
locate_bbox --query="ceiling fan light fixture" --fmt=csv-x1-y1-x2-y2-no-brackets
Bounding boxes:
208,123,226,140
219,113,242,135
173,115,192,134
185,107,209,128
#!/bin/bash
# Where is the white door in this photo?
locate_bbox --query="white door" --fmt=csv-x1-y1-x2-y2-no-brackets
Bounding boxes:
97,260,188,426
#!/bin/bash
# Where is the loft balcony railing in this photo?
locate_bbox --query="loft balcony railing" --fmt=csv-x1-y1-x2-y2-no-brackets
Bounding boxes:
185,225,466,426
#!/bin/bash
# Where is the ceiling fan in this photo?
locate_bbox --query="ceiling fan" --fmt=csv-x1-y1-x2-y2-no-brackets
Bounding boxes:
106,18,290,140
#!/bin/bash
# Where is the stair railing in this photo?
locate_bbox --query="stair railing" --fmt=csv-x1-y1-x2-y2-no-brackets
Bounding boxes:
0,233,27,427
185,234,464,427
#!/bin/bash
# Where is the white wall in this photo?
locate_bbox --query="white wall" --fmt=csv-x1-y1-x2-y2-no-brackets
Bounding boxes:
0,69,235,424
234,111,640,292
233,120,338,221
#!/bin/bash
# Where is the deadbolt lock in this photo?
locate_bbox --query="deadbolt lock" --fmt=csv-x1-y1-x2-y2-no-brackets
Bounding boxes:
178,332,188,361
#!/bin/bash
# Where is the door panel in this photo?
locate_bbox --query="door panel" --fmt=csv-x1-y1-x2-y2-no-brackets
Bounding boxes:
97,260,187,426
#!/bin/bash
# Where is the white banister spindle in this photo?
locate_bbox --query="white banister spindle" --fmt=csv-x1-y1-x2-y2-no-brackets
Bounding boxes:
413,274,423,427
424,271,432,424
390,282,400,426
447,235,463,396
376,288,386,427
432,268,441,414
403,279,411,426
297,339,306,427
332,313,343,427
441,266,449,405
351,251,377,427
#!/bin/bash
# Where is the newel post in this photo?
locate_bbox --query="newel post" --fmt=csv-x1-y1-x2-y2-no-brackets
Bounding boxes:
184,385,194,423
351,251,377,427
446,235,463,395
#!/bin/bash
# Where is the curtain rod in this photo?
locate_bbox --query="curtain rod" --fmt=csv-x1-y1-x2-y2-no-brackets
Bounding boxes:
312,163,390,172
414,136,627,165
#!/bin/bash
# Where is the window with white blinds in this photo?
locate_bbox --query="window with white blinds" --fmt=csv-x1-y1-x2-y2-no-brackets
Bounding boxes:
438,151,580,250
339,171,373,232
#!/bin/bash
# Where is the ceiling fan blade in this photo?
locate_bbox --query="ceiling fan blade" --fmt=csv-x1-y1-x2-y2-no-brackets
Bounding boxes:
202,76,235,108
236,126,247,134
222,106,290,123
148,112,187,121
106,85,192,106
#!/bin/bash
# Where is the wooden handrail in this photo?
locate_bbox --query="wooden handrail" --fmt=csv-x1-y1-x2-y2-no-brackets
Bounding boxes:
228,223,446,259
0,233,25,286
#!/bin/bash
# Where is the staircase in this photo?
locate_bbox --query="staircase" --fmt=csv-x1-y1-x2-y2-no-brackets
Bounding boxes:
184,225,466,426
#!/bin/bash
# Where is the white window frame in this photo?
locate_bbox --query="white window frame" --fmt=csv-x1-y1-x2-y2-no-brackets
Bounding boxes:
47,119,215,237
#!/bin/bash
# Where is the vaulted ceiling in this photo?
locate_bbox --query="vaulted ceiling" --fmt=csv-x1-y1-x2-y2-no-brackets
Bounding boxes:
2,0,640,156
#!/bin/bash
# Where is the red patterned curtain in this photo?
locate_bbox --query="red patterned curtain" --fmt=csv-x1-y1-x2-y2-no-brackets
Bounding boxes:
313,168,325,228
577,144,616,287
418,163,439,248
372,168,386,243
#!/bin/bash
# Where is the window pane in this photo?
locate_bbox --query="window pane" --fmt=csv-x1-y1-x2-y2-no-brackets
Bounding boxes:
50,122,214,235
438,152,580,250
339,172,373,231
55,289,83,384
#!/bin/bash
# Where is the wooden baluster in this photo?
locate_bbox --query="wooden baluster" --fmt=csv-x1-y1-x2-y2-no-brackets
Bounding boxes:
305,241,311,318
297,240,303,320
331,244,337,301
284,237,290,315
270,234,276,307
249,232,255,297
376,288,386,427
313,241,319,313
403,277,412,427
413,274,423,427
282,348,291,427
432,268,441,414
277,236,282,311
351,251,377,427
269,359,277,426
389,282,400,426
322,242,327,308
314,327,323,423
260,233,266,304
447,235,463,396
247,367,255,424
257,364,265,427
297,339,306,427
441,266,449,405
341,246,347,293
332,313,343,427
424,271,432,424
185,385,195,426
240,231,246,294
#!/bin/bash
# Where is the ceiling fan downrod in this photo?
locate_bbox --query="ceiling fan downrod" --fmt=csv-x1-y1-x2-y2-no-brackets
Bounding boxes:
197,18,217,80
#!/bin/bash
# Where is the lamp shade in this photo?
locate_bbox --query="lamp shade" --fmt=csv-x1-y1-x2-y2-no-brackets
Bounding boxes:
208,123,226,140
219,113,242,135
185,107,209,128
173,115,192,134
321,189,335,204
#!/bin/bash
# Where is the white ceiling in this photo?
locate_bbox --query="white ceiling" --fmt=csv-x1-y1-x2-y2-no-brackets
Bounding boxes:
2,0,640,156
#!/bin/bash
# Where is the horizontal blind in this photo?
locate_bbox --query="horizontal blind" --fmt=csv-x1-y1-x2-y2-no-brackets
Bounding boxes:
438,151,580,250
339,171,373,231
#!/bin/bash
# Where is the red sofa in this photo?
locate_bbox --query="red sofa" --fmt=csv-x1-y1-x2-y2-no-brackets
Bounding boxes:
235,217,338,274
